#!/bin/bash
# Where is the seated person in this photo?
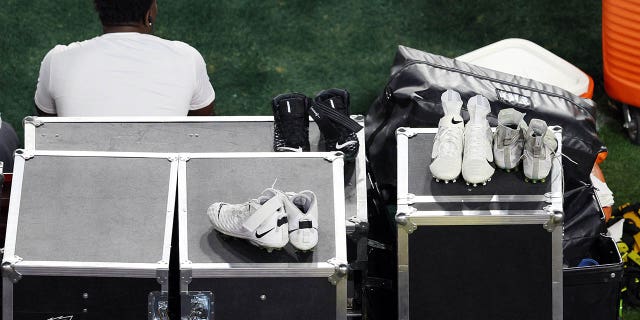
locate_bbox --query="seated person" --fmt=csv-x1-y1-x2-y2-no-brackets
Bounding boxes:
34,0,215,117
0,121,19,172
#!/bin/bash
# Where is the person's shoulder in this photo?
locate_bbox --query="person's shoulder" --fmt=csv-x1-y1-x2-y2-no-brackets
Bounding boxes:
165,39,204,58
44,37,100,58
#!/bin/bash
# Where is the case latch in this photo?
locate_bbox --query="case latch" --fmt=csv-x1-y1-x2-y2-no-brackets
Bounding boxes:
181,291,214,320
327,258,348,285
396,208,417,234
2,255,23,283
148,292,170,320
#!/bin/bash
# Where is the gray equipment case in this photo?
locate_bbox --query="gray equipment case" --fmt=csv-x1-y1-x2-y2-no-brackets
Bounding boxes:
178,152,348,319
395,127,564,320
16,116,362,318
3,150,176,320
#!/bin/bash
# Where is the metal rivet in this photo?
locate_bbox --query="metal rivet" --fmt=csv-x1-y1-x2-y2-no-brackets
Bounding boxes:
83,308,88,313
82,293,89,299
259,294,266,301
611,273,616,279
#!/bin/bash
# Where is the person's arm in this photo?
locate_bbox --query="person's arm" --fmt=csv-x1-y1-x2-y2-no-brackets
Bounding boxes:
34,47,60,117
188,47,215,116
187,101,215,116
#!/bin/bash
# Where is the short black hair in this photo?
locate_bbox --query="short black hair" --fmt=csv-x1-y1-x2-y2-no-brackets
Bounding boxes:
94,0,154,25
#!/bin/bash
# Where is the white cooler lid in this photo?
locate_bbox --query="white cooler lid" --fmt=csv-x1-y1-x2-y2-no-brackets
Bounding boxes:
457,38,591,97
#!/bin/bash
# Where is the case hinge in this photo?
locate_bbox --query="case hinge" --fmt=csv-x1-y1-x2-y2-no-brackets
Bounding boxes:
396,208,418,234
181,263,193,289
2,255,23,283
544,210,564,232
23,116,44,127
156,267,169,287
327,258,348,285
396,127,417,138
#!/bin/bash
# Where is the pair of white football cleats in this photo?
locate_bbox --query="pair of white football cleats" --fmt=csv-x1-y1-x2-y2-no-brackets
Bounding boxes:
429,90,557,185
207,188,318,252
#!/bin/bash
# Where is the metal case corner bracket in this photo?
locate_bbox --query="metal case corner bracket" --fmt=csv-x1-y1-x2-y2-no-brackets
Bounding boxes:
396,127,417,138
544,210,564,232
23,116,44,127
2,256,23,283
13,149,34,160
324,152,344,162
327,258,348,285
396,208,417,234
397,193,416,205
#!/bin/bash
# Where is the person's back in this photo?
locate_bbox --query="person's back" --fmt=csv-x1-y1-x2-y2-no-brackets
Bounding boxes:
35,0,215,117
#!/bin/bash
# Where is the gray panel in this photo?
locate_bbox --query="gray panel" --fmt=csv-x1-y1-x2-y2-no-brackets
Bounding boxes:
186,157,336,263
34,121,325,153
15,156,170,263
408,132,551,196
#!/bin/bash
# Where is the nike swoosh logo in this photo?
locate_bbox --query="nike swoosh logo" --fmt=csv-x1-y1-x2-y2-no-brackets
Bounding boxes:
277,146,303,152
451,118,463,125
335,140,357,149
255,228,275,238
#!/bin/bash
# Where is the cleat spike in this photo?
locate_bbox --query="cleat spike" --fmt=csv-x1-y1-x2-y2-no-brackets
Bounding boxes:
445,180,449,184
505,169,511,173
473,183,477,187
452,179,457,183
266,248,274,253
435,178,440,182
524,178,529,183
541,178,546,183
487,178,491,182
466,182,470,186
483,182,486,185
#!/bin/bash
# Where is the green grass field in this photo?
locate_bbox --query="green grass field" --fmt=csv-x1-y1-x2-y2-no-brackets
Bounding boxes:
2,0,639,317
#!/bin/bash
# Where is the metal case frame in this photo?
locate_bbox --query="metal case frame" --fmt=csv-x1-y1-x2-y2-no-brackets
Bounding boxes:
22,116,367,233
178,152,348,319
2,150,177,320
395,127,564,320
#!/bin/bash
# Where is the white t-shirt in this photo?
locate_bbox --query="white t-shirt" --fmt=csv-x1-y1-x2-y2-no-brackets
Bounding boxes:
35,33,215,116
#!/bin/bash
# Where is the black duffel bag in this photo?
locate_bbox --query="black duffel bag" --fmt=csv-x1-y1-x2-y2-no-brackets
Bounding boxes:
365,45,603,203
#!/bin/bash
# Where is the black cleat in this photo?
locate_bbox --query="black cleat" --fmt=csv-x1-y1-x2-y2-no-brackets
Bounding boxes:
310,88,362,160
272,92,311,152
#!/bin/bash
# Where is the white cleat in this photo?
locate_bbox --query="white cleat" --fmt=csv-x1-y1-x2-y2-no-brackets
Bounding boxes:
207,188,289,250
429,90,464,182
462,95,495,185
523,119,557,182
284,190,319,251
493,108,528,171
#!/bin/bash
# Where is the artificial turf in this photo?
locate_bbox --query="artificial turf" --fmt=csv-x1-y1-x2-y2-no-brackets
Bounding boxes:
1,0,639,317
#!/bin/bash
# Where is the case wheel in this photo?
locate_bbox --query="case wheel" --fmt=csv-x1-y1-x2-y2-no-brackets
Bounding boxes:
622,104,640,145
